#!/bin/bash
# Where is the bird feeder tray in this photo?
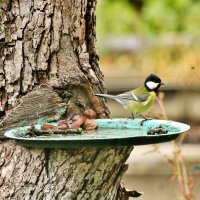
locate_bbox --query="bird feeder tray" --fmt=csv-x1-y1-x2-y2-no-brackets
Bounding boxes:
4,119,190,148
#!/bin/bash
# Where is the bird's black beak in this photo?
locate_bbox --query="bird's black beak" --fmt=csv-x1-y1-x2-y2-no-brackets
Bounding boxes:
160,83,165,86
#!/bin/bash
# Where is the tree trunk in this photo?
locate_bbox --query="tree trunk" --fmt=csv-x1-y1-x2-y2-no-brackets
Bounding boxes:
0,1,133,199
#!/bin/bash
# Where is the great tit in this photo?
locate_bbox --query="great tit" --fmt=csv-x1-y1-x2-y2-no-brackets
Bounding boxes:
95,74,164,120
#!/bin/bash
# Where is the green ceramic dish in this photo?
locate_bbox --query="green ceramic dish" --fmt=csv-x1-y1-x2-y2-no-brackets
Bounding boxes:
4,118,190,148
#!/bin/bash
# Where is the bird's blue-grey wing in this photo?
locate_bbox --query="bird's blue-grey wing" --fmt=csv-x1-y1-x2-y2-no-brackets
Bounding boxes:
117,91,149,102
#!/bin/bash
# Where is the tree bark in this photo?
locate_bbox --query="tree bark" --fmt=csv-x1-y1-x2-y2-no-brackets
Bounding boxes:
0,1,133,199
0,141,133,200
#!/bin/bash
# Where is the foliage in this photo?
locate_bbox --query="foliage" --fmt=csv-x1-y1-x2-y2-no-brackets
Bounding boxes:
97,0,200,37
96,0,137,37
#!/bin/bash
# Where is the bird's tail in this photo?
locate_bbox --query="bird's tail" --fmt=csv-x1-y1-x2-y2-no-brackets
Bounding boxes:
94,93,117,100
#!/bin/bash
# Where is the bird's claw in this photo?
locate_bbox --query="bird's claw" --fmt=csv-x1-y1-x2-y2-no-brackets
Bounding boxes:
140,118,152,126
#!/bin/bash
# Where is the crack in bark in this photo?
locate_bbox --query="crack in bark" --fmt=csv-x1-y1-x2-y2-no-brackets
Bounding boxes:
35,158,45,186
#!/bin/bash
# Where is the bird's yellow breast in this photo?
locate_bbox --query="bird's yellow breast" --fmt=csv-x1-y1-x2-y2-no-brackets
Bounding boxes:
127,91,156,115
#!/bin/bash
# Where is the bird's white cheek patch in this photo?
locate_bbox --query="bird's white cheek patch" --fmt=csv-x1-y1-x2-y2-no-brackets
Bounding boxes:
146,81,159,90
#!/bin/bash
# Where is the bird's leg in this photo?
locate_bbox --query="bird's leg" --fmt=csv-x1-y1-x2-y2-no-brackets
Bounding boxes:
128,113,135,119
140,114,152,126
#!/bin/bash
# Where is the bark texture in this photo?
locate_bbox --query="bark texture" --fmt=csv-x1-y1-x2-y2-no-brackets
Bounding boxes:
0,1,133,199
0,0,107,130
0,141,133,200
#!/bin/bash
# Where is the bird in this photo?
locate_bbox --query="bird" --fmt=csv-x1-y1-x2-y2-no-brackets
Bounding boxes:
95,74,164,123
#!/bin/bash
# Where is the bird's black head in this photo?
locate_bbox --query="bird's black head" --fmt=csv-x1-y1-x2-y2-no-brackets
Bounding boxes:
144,74,164,92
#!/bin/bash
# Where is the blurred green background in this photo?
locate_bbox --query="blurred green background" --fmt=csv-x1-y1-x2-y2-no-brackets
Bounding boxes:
96,1,200,200
97,0,200,37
